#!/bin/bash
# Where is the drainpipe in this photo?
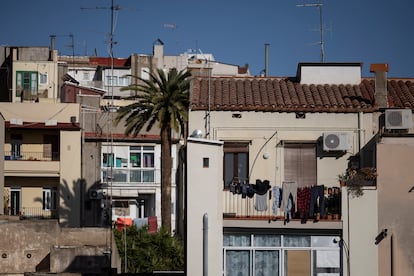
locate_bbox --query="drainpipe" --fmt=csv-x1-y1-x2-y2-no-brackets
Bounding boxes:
203,213,208,276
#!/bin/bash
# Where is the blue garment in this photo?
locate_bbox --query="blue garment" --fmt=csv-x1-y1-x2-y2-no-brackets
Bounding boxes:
272,186,282,216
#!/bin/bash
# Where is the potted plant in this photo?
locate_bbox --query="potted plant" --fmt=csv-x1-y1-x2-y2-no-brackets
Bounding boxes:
337,173,348,186
345,167,377,198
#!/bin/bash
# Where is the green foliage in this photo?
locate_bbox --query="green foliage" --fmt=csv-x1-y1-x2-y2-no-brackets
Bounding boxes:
114,225,185,273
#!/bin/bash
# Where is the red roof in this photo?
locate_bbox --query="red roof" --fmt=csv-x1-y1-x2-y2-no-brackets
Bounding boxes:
190,77,414,112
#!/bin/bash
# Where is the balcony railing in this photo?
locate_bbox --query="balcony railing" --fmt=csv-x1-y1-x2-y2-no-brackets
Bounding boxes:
223,188,342,221
101,168,160,184
4,207,58,220
4,151,59,161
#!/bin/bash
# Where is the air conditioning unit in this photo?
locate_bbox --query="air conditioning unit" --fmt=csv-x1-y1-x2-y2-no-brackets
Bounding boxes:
385,109,413,130
323,132,350,151
89,189,103,199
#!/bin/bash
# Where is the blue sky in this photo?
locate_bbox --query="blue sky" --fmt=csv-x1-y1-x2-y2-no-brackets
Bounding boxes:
1,0,413,78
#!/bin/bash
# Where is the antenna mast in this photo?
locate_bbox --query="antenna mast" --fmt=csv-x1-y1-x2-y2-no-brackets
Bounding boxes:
297,0,325,62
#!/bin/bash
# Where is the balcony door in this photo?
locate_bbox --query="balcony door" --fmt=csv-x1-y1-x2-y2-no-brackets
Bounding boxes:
10,188,21,216
11,134,22,160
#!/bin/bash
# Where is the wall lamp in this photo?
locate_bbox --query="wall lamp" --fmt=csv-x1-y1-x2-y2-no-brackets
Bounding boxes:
408,186,414,193
375,229,388,245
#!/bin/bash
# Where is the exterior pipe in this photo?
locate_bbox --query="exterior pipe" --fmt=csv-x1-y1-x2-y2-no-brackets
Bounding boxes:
203,213,208,276
264,44,269,77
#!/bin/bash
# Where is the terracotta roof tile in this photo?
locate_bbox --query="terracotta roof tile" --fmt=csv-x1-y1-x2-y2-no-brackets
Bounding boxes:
190,77,414,112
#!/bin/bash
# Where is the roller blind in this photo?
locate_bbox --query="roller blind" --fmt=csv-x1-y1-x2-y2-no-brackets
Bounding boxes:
284,143,316,187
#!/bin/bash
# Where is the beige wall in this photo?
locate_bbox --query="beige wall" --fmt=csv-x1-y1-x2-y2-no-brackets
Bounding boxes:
187,138,223,276
377,138,414,276
59,130,82,227
13,61,59,103
0,102,80,123
189,111,374,187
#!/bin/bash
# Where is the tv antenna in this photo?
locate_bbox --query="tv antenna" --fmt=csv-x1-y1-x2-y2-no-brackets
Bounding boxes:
296,0,326,62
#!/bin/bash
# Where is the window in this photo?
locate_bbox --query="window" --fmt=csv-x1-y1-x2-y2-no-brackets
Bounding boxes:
105,75,118,86
102,145,155,183
223,142,249,189
43,187,57,210
39,73,48,84
223,234,340,276
83,72,90,80
118,75,131,86
130,146,155,182
16,71,38,98
284,143,317,187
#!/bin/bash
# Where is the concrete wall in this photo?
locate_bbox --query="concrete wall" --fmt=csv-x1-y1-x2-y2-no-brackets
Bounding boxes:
186,138,223,276
377,138,414,276
0,220,120,274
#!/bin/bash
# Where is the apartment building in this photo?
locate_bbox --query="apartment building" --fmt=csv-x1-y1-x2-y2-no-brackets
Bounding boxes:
0,102,81,226
0,46,60,103
186,62,414,276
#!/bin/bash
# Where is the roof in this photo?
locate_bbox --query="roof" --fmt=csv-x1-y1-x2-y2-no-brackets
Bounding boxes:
190,77,414,113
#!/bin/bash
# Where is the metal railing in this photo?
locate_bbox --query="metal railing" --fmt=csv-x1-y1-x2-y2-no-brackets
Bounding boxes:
5,207,58,219
101,168,163,184
4,151,59,161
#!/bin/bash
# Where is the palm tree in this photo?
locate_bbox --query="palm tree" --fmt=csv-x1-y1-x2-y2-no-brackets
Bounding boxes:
116,68,191,233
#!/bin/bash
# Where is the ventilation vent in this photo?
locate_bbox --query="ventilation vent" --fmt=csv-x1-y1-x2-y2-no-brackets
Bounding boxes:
385,109,413,130
323,132,350,151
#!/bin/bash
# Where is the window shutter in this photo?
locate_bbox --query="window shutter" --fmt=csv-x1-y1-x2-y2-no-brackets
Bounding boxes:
284,144,316,187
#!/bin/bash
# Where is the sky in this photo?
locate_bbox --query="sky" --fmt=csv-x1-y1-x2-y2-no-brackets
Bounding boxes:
1,0,413,78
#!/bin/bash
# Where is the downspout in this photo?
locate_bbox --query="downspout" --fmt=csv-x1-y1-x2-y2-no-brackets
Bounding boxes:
203,213,208,276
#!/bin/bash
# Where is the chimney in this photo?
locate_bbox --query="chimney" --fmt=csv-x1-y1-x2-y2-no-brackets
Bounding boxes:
370,63,389,109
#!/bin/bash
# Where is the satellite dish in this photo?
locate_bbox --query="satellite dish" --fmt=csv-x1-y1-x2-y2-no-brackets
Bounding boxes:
190,129,203,138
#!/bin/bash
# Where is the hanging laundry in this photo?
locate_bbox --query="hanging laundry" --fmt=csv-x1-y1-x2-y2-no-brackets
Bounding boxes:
255,193,268,211
281,181,298,213
271,186,282,216
309,185,326,218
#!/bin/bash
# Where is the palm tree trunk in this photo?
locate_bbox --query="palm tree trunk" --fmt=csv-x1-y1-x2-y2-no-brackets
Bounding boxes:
160,126,172,233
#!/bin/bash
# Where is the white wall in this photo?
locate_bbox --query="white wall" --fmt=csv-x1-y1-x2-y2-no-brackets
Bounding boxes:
186,138,223,276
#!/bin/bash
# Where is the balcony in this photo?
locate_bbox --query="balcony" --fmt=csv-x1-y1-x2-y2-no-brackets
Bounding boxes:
4,151,59,161
101,168,160,185
5,207,58,220
223,186,342,223
4,151,60,177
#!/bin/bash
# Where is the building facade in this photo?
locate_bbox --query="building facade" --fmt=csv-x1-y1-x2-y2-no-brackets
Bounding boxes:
186,62,414,275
